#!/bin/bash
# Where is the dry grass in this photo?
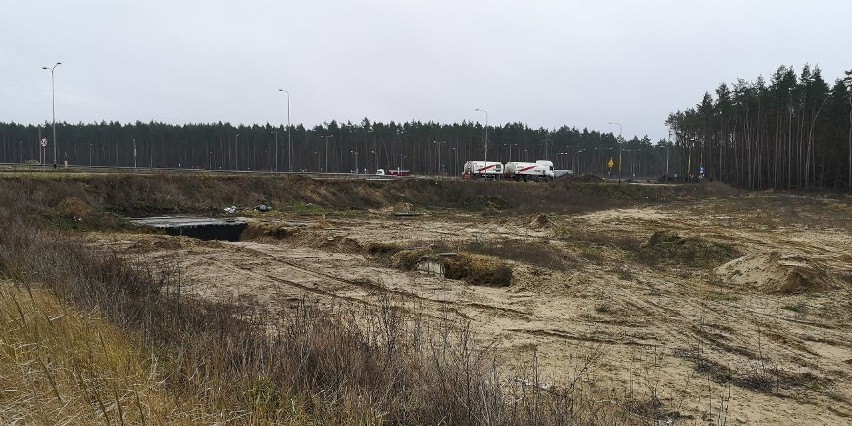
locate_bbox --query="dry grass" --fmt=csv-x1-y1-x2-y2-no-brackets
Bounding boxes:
0,213,654,424
0,284,206,424
637,231,740,269
0,173,755,424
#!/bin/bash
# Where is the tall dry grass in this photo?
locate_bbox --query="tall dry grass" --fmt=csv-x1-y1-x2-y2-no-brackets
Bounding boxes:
0,283,211,424
0,174,675,424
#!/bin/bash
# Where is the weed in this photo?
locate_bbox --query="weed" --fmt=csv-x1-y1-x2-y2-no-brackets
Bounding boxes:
637,231,739,269
458,239,565,270
782,301,809,314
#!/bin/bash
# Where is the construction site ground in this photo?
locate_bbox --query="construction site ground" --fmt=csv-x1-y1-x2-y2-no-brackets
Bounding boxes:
92,191,852,425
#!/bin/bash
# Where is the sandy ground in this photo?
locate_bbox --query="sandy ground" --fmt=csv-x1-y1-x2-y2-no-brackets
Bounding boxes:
92,193,852,425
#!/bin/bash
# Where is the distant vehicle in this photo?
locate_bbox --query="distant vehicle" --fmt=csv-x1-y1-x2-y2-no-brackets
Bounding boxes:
462,161,503,180
376,168,411,177
504,160,554,181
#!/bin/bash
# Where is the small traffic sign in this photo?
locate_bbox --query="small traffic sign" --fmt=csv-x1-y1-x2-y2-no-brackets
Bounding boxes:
41,138,48,147
607,157,614,169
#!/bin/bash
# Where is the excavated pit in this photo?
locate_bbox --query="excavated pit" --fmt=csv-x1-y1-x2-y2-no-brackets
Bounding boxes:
130,216,248,241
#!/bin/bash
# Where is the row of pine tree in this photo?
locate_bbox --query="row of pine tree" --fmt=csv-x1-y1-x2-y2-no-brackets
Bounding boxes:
0,119,666,178
1,65,849,190
667,66,851,190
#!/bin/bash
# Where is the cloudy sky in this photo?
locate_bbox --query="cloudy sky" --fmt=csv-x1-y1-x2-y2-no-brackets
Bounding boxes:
3,0,850,141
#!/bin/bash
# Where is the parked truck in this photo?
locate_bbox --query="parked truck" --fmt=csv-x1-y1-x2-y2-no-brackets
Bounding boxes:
504,160,554,181
462,161,504,180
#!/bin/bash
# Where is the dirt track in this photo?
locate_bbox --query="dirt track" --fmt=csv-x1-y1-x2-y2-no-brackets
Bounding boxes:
93,192,852,425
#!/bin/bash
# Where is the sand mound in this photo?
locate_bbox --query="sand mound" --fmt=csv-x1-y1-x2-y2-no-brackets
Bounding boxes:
715,252,842,294
529,214,552,229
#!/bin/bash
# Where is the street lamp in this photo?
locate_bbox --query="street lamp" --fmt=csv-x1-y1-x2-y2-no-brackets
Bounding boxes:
370,150,378,173
608,122,623,182
433,140,446,176
278,89,291,172
475,108,488,161
320,135,333,172
503,143,518,162
42,62,61,167
574,149,585,175
557,152,569,170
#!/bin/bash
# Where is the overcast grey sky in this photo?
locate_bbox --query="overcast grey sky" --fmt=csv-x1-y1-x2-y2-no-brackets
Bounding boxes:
3,0,851,141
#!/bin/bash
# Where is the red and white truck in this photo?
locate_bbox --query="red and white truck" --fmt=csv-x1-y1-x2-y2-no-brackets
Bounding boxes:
504,161,555,181
462,161,504,179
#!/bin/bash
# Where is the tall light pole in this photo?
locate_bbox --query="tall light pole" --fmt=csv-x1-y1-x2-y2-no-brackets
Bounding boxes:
42,62,61,168
574,149,585,175
270,131,278,171
278,89,291,172
370,150,378,173
433,140,446,175
475,108,488,161
320,135,333,172
503,143,518,162
557,152,568,170
608,122,623,183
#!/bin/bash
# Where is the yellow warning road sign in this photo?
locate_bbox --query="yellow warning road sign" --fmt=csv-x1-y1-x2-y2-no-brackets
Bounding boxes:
607,157,614,169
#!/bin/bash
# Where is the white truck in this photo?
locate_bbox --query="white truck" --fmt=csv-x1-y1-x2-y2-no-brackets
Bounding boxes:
462,161,504,180
504,160,554,181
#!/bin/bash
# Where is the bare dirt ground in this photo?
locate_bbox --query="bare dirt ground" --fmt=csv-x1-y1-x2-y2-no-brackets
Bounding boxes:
91,192,852,425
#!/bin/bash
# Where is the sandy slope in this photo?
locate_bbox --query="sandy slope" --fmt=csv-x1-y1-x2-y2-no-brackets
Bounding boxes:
92,194,852,425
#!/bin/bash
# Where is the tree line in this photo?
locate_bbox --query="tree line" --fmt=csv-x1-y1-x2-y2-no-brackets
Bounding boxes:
0,119,675,179
667,65,852,191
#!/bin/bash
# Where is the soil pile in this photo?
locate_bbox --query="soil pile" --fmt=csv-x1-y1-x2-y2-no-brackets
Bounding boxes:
715,252,843,294
639,231,739,268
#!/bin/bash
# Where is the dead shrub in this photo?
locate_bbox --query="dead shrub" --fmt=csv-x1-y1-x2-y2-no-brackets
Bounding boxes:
443,254,513,287
638,230,739,268
366,242,405,258
240,222,291,241
390,248,434,270
56,196,92,219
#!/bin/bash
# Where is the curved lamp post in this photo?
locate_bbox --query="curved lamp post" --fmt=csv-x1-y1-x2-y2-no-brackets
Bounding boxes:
278,89,291,172
42,62,61,167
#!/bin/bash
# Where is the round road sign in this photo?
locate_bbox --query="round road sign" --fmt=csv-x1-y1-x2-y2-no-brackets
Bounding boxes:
40,138,48,147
